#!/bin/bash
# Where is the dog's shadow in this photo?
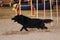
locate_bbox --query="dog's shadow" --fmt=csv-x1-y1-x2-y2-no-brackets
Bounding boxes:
2,31,30,35
2,29,50,35
2,29,37,35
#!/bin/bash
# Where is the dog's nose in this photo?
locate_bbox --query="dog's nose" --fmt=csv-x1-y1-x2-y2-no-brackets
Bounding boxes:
11,18,14,20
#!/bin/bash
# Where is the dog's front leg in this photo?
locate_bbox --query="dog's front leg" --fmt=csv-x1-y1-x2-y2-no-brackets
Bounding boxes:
24,27,28,31
20,27,28,31
20,27,24,31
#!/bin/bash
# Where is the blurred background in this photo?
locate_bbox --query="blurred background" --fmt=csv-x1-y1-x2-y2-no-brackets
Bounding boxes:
0,0,60,19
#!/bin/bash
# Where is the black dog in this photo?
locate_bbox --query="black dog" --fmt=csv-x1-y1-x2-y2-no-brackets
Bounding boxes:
12,15,53,31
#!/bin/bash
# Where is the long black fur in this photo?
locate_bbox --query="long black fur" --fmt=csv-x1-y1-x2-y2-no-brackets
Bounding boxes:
12,15,53,31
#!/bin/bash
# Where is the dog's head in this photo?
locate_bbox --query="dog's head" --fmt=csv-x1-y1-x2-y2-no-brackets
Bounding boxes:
12,15,28,22
12,15,20,22
12,15,30,25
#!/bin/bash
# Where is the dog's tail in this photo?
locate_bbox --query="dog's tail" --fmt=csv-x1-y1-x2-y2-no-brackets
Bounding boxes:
43,19,53,23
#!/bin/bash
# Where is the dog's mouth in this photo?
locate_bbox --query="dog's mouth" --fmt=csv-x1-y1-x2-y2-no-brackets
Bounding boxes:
12,18,16,22
12,18,14,20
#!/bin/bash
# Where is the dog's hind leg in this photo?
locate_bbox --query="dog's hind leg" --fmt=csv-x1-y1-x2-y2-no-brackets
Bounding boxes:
37,27,40,29
40,26,48,30
41,26,48,32
41,24,48,29
43,26,48,29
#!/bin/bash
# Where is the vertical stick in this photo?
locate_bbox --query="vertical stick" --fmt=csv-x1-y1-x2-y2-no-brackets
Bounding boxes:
32,5,35,15
56,0,58,24
30,0,35,16
50,0,53,19
36,0,38,18
17,0,21,15
44,0,46,18
0,7,1,11
31,0,32,15
50,0,53,26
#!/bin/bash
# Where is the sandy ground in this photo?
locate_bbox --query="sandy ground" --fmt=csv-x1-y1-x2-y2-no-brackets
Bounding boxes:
0,7,60,40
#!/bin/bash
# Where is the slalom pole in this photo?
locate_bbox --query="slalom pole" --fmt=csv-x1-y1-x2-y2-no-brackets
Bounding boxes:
0,6,1,11
17,0,21,15
50,0,53,26
0,3,2,11
32,5,35,15
44,0,46,18
56,0,58,24
30,0,35,16
36,0,38,18
50,0,53,19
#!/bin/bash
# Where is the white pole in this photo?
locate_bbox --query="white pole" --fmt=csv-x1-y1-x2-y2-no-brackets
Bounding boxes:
44,0,46,18
36,0,38,18
50,0,53,26
50,0,53,19
56,0,58,24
